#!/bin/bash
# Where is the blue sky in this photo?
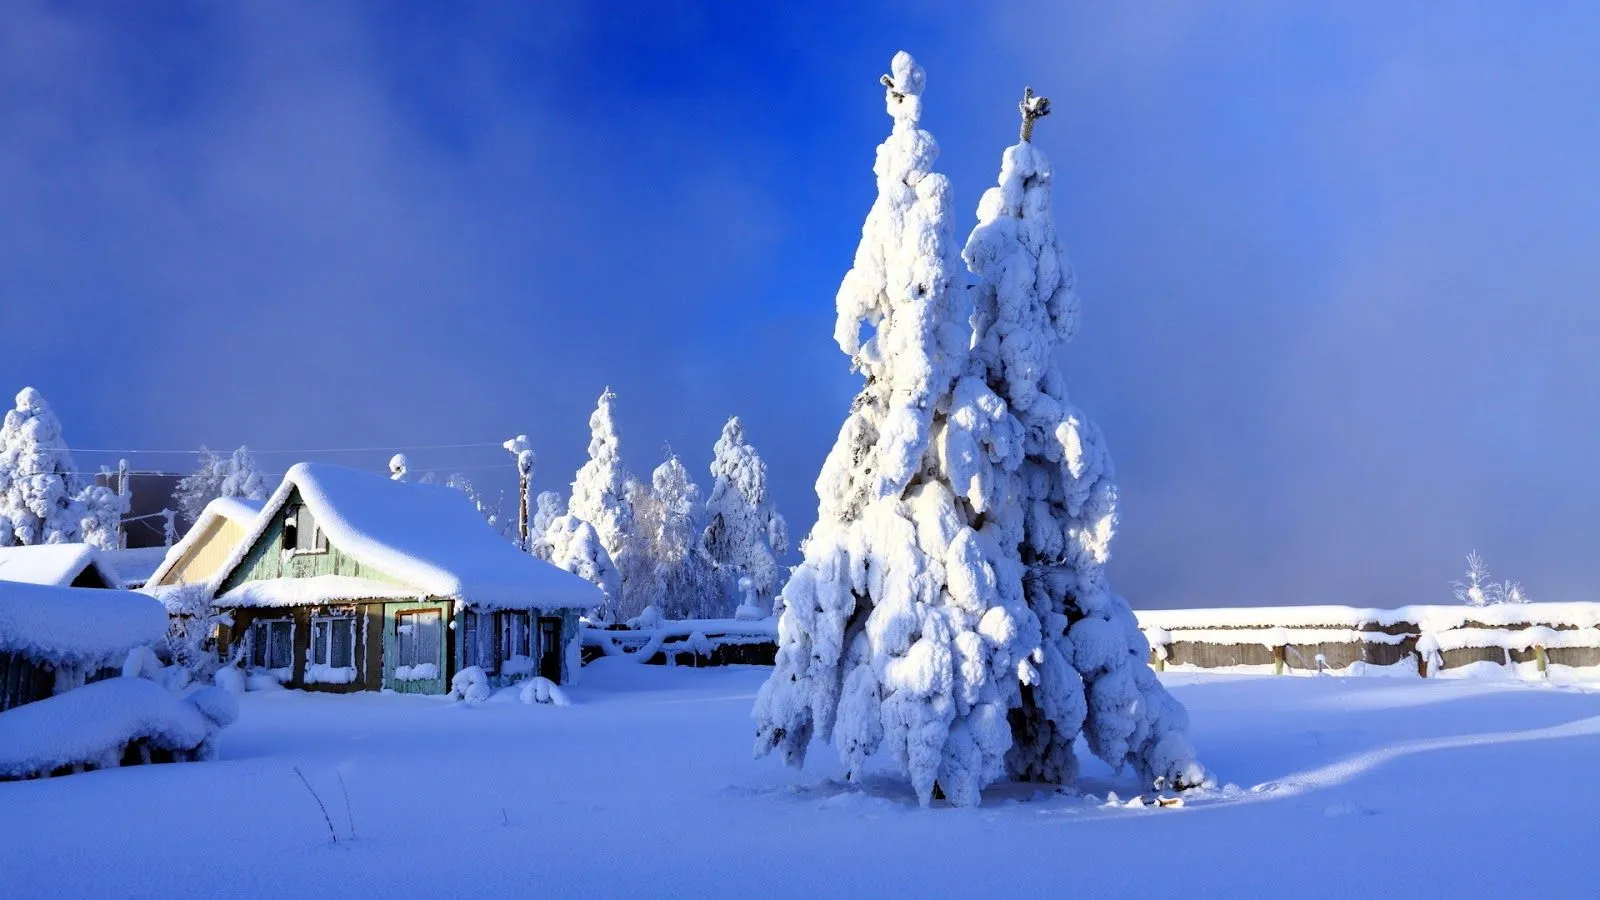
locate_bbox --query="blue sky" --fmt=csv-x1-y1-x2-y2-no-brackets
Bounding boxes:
2,1,1596,608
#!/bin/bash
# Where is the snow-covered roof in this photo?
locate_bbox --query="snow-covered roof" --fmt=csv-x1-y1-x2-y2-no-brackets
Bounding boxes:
0,581,168,667
145,496,267,588
98,546,171,589
0,543,119,589
211,463,602,612
219,575,426,608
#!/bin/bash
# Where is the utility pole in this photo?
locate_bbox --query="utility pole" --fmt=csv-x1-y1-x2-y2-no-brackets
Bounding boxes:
503,435,535,551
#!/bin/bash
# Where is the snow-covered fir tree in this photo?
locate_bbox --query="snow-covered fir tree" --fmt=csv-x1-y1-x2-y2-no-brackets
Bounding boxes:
78,472,129,551
545,514,622,620
529,491,566,561
219,446,268,501
703,417,789,619
0,387,84,545
645,454,717,620
568,389,641,609
172,446,226,525
961,88,1201,790
753,54,1040,807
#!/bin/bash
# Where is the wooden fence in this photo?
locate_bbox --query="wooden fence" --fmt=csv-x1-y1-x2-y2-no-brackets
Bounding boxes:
1136,602,1600,677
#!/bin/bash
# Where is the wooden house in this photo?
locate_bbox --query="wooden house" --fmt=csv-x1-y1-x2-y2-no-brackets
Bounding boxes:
0,580,237,780
145,497,266,590
0,543,121,590
209,463,600,694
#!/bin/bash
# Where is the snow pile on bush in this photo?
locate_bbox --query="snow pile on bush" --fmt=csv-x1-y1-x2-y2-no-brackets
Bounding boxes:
449,666,492,704
0,678,237,779
518,676,569,707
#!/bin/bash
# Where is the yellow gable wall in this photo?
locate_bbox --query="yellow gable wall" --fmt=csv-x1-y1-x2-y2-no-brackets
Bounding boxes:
155,516,254,587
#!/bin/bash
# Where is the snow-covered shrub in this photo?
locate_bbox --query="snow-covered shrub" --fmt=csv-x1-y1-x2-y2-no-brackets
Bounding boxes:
449,666,492,704
1452,551,1530,607
157,583,225,684
518,676,570,707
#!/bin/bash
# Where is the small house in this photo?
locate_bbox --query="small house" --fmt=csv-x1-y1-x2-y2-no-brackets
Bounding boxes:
145,497,266,590
0,580,236,780
0,580,167,712
0,543,121,590
209,463,600,694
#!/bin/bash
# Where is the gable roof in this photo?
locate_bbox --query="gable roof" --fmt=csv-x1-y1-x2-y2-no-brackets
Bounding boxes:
0,580,167,667
0,544,120,589
145,496,266,588
210,463,602,612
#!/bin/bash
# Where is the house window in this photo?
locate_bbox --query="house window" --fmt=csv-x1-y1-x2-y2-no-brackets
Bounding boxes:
250,619,294,671
394,609,442,681
462,609,497,674
311,615,356,669
501,611,533,676
283,505,327,555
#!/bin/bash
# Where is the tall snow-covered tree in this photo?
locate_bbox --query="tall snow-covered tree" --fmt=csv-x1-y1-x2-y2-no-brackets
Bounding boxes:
529,491,566,561
962,88,1201,790
752,54,1038,807
0,387,84,545
568,389,641,607
703,417,789,618
545,514,621,621
219,446,268,501
172,446,225,525
644,454,717,620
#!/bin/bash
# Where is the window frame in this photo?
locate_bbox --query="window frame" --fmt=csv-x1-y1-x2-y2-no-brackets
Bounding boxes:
249,619,295,671
310,613,357,670
283,505,329,556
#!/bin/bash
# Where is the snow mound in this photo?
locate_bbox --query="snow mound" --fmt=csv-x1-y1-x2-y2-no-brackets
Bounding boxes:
0,581,167,668
0,678,230,779
518,677,570,706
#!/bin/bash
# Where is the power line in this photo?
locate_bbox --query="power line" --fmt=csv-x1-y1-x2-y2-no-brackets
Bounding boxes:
69,441,509,455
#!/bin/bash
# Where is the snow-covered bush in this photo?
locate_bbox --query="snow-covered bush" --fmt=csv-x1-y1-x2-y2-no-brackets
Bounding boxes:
1452,551,1529,607
518,676,570,706
703,417,788,618
156,583,226,684
172,447,225,526
449,666,492,704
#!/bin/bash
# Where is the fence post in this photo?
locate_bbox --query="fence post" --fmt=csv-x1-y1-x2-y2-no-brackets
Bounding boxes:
1273,645,1286,675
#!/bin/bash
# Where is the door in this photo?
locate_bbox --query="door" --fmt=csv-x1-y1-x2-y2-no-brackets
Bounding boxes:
387,605,447,693
538,617,563,684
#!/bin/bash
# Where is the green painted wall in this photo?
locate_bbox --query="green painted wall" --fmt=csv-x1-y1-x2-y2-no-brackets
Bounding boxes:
216,487,411,594
382,601,452,694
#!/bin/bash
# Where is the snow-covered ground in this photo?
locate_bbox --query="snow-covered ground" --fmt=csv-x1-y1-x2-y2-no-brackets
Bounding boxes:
4,662,1598,897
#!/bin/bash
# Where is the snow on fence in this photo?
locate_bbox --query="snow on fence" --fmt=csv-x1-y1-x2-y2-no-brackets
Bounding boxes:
582,618,777,667
1135,602,1600,677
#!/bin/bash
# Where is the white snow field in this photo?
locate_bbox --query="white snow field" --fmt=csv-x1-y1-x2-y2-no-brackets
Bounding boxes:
3,662,1598,897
